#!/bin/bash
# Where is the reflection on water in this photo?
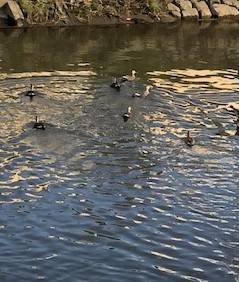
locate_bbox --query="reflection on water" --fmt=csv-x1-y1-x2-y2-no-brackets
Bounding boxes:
148,69,239,92
0,22,239,282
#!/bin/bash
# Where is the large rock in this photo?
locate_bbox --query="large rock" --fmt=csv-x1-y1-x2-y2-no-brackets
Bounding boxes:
193,1,212,18
174,0,193,10
221,0,239,9
211,3,239,17
167,3,182,17
181,7,199,17
3,0,24,26
191,0,201,4
132,15,155,23
0,0,8,8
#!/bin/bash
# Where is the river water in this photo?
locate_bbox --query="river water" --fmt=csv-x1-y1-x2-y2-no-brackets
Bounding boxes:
0,22,238,281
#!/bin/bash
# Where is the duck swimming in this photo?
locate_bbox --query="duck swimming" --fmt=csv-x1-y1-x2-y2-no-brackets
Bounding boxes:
132,85,153,98
121,70,137,83
183,131,195,147
110,77,121,91
122,106,132,122
235,124,239,136
25,84,36,99
230,105,239,119
33,116,46,130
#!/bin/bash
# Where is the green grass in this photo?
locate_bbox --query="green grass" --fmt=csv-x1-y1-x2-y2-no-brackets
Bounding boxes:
148,0,165,13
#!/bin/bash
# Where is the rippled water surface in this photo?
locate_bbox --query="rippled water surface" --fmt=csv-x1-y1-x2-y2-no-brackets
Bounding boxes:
0,22,239,281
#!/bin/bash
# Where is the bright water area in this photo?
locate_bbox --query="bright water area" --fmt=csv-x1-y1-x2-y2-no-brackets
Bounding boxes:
0,22,239,281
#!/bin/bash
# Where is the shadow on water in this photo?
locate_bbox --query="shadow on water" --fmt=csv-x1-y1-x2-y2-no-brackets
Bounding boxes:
0,22,239,282
0,21,239,74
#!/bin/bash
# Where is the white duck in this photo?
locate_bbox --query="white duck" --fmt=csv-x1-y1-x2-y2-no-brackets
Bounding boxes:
132,85,153,98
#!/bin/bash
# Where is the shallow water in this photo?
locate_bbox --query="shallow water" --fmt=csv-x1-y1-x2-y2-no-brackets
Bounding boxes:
0,22,239,281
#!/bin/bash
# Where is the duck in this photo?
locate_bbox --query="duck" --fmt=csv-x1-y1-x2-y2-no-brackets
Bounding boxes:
230,105,239,119
110,77,121,91
235,124,239,136
132,85,153,98
121,70,137,83
25,84,36,98
33,116,46,130
183,131,195,147
122,106,132,122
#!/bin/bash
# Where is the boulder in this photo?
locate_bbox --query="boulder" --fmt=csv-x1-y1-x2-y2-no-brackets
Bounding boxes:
191,0,200,4
181,7,199,17
132,15,155,23
193,1,212,18
211,3,239,17
221,0,239,9
167,3,182,17
1,0,24,26
174,0,193,10
0,0,8,8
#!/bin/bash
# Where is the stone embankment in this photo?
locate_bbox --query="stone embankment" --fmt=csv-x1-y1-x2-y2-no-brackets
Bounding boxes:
0,0,239,27
167,0,239,19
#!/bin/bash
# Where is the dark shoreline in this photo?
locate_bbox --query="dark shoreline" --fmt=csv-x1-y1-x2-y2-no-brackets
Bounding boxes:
1,16,239,30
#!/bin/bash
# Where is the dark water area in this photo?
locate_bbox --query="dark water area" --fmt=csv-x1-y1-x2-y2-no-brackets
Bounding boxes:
0,22,239,281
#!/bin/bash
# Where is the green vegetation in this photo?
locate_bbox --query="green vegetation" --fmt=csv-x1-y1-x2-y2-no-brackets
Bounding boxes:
17,0,54,23
148,0,165,13
16,0,167,24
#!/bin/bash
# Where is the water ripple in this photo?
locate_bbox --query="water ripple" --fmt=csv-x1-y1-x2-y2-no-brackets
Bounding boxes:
0,65,239,282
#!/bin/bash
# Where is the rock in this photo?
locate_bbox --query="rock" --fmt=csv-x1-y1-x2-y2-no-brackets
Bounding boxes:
191,0,200,4
193,1,212,18
132,14,155,23
221,0,239,9
0,0,8,8
167,3,182,17
90,15,119,25
182,7,199,18
1,0,24,26
174,0,199,18
175,0,193,10
168,3,181,12
160,13,179,22
211,3,239,17
171,10,182,17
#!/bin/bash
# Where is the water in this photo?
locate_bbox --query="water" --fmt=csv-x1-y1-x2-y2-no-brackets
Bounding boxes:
0,22,239,281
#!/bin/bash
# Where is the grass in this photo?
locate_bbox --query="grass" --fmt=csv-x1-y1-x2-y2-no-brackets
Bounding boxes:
16,0,167,24
148,0,165,13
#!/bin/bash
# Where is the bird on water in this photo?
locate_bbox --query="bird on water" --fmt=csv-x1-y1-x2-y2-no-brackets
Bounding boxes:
121,70,137,82
235,123,239,136
122,106,132,122
33,116,46,130
183,131,195,147
25,84,36,99
132,85,153,98
110,77,121,91
230,105,239,119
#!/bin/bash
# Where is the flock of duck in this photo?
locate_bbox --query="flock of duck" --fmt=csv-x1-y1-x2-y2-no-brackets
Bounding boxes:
22,69,239,147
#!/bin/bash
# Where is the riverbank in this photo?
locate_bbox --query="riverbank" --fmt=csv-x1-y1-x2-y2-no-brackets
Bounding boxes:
0,0,168,27
0,0,239,27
